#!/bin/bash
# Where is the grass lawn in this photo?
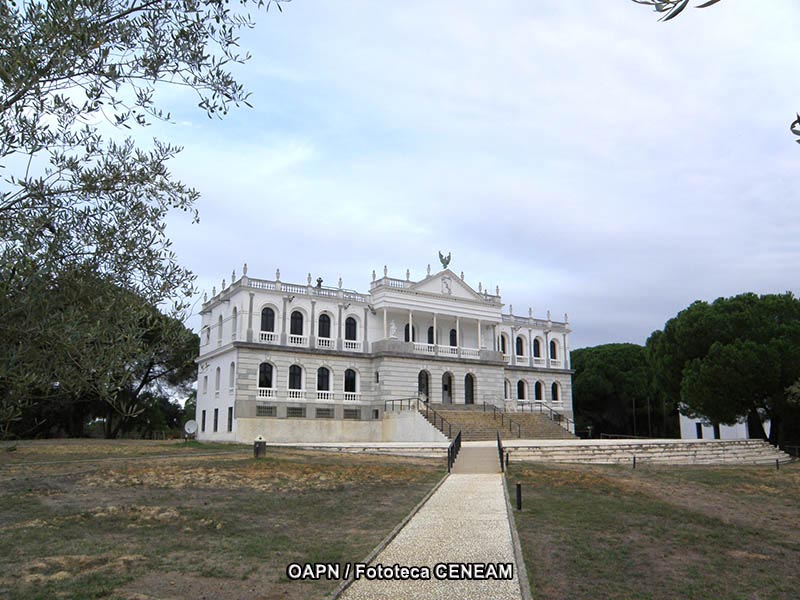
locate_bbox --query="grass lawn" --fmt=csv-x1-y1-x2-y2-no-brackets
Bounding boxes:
0,440,444,600
507,462,800,600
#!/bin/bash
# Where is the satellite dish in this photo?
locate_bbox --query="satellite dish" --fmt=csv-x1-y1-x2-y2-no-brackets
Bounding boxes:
184,420,198,435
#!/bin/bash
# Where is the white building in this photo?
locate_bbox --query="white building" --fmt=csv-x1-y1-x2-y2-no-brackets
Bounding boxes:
195,259,574,443
679,414,770,440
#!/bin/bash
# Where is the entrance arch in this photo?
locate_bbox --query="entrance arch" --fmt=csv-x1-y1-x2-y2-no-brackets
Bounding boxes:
442,372,453,404
418,370,430,402
464,373,475,405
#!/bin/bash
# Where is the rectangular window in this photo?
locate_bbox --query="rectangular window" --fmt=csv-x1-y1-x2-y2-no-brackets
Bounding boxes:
213,408,219,432
256,405,276,417
375,372,379,383
203,376,208,394
372,409,380,420
315,407,334,419
227,407,233,432
343,408,361,421
201,410,206,432
696,423,703,439
286,407,306,418
713,423,721,439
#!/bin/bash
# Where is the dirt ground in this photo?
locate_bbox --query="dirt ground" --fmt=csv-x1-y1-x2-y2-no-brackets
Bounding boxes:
508,462,800,600
0,440,443,600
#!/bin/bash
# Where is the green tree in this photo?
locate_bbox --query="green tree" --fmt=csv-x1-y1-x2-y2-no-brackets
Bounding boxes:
646,293,800,445
0,0,286,434
571,343,675,438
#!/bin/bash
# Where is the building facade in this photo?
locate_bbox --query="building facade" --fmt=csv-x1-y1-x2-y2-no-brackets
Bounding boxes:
195,261,574,443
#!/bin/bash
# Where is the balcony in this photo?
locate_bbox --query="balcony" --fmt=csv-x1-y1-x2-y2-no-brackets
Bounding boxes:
551,359,562,368
414,342,435,355
515,355,527,365
258,387,277,398
344,392,362,402
438,345,458,356
287,389,307,399
259,331,278,343
343,340,362,352
533,357,545,366
316,391,334,401
460,347,480,359
288,334,308,347
316,337,334,349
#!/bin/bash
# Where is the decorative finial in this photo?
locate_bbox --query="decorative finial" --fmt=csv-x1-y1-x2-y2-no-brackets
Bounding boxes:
232,269,236,282
384,265,388,277
243,262,248,275
221,278,226,289
212,286,216,296
307,273,312,285
427,264,431,276
438,250,452,269
460,271,464,280
510,304,513,315
478,282,482,293
204,292,208,302
406,269,410,281
276,268,280,280
372,269,376,281
338,276,343,289
547,310,552,321
496,285,500,296
529,307,533,318
564,312,569,323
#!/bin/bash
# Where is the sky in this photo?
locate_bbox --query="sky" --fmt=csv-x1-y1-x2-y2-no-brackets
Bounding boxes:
152,0,800,349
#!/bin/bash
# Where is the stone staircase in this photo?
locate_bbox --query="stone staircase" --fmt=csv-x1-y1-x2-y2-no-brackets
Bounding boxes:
421,403,575,441
505,438,795,465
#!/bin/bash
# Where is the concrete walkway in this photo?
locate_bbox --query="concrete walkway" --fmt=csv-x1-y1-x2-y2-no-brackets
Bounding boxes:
340,445,522,599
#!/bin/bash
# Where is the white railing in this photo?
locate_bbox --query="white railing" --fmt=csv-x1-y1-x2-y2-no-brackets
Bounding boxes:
438,345,458,356
316,391,334,401
516,355,527,365
534,357,545,366
461,347,480,359
287,389,306,399
288,334,308,346
258,388,276,398
414,342,435,354
259,331,278,343
316,337,333,349
551,359,562,367
282,283,307,294
344,392,362,402
343,340,362,351
247,279,277,290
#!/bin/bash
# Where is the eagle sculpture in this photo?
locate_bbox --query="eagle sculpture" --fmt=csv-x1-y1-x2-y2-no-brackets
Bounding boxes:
439,251,451,269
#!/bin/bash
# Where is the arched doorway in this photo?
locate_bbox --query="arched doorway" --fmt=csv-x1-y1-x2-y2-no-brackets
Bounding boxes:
442,372,453,404
418,370,430,402
464,373,475,405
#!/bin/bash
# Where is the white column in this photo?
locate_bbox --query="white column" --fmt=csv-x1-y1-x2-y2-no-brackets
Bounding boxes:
528,327,534,367
408,310,413,342
433,313,438,344
477,319,482,349
383,308,387,339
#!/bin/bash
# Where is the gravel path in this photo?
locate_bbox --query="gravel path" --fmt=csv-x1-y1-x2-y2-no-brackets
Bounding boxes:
339,472,523,600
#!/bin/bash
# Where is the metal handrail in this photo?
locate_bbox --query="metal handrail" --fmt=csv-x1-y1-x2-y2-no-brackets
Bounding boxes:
448,431,462,472
483,402,522,438
383,397,420,412
517,400,574,433
418,400,459,439
497,431,504,473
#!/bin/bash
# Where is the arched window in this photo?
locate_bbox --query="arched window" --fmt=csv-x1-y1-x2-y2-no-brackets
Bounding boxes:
231,307,238,340
229,362,235,388
500,335,507,355
261,307,275,332
318,314,331,338
290,311,304,336
551,382,560,402
289,365,303,390
550,340,558,360
344,369,357,393
534,381,543,401
317,367,330,391
404,324,416,342
504,379,511,399
214,367,220,391
258,363,273,388
418,370,430,400
517,380,526,400
533,338,542,358
427,326,435,345
449,329,457,347
464,373,475,404
345,317,357,341
217,315,223,340
516,336,524,356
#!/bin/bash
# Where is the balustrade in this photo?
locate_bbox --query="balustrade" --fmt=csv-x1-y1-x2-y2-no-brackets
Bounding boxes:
343,392,362,402
343,340,362,351
316,338,333,349
258,388,276,398
259,331,278,343
316,391,334,401
287,389,306,399
288,334,308,346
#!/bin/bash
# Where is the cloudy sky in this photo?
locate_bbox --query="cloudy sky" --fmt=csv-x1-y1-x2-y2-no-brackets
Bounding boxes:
156,0,800,349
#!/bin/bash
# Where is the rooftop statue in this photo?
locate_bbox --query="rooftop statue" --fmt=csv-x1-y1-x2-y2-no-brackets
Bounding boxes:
438,250,451,269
